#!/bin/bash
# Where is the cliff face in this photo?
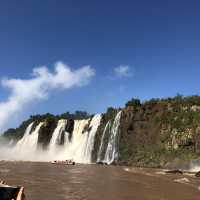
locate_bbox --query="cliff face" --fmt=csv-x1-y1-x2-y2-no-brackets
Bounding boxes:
117,97,200,167
3,95,200,167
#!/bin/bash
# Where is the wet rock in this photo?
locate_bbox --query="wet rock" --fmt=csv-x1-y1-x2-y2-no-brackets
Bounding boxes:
96,161,103,165
96,161,108,165
65,119,74,142
165,169,183,175
38,118,57,149
82,120,92,134
195,171,200,177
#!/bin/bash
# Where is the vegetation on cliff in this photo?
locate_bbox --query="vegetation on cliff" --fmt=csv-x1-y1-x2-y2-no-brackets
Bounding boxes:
3,111,91,141
119,95,200,167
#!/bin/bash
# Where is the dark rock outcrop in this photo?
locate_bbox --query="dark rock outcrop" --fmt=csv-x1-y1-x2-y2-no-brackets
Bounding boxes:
195,171,200,177
38,118,58,149
65,119,74,142
165,170,183,175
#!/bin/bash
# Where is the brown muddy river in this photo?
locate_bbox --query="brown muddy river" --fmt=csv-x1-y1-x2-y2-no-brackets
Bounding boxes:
0,161,200,200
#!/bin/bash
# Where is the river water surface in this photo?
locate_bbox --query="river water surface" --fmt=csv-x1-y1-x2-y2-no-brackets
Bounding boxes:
0,161,200,200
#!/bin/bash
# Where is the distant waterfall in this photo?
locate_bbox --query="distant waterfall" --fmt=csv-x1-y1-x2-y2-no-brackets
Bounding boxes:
0,114,102,163
83,114,102,163
103,111,122,164
8,122,44,160
15,122,44,151
15,122,34,148
97,120,111,163
60,114,102,163
49,119,67,149
60,118,90,162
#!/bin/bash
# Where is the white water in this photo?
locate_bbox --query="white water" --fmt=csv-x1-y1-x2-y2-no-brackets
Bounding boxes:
14,122,34,148
84,114,102,162
16,122,44,152
104,111,122,164
59,118,90,162
58,114,102,163
48,119,67,150
0,122,44,161
188,160,200,172
97,120,111,163
0,114,102,164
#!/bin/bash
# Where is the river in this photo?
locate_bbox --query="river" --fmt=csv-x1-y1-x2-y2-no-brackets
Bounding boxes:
0,161,200,200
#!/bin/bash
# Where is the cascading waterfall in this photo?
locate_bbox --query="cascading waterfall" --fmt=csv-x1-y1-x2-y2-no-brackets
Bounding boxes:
97,120,111,163
0,122,44,161
49,119,67,149
0,114,102,163
83,114,102,163
103,111,122,164
14,122,34,149
59,114,102,163
15,122,44,152
59,118,90,162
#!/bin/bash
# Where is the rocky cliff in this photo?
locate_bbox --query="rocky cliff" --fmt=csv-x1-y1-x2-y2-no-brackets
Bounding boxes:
3,95,200,167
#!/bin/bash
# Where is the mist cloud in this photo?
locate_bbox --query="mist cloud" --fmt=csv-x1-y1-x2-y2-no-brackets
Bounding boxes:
0,62,95,133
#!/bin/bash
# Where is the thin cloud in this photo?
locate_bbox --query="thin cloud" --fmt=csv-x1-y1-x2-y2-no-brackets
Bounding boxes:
114,65,132,78
0,62,95,133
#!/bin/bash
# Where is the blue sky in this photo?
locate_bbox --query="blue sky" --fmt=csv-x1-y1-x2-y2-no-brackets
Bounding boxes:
0,0,200,130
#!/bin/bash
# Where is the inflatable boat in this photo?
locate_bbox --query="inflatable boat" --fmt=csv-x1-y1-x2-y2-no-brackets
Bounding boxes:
0,181,25,200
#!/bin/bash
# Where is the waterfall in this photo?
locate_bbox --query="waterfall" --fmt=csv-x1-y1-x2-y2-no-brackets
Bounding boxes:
49,119,67,149
97,120,111,163
14,122,34,148
0,113,106,164
83,114,102,163
1,122,44,161
15,122,44,152
59,114,102,163
103,111,122,164
60,118,90,162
